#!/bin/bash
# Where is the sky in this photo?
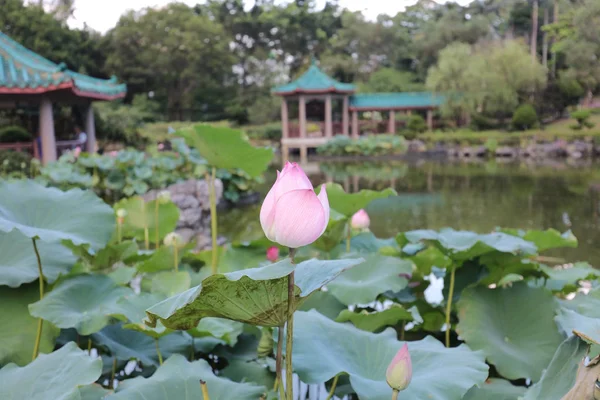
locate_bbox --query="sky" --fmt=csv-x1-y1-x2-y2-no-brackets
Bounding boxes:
63,0,427,32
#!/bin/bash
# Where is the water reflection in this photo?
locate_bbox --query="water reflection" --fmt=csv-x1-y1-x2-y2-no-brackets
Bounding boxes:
220,158,600,265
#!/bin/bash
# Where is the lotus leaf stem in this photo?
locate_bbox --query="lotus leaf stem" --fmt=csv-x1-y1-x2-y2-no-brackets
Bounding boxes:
276,326,284,398
208,167,219,275
31,238,44,360
117,221,122,244
88,338,92,352
325,374,340,400
142,201,150,250
174,245,179,272
445,266,456,348
110,357,117,388
200,380,211,400
391,389,399,400
155,200,160,249
286,248,297,400
346,223,351,252
155,338,163,365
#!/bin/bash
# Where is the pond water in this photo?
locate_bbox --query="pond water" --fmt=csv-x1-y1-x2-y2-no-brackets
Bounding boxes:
220,158,600,266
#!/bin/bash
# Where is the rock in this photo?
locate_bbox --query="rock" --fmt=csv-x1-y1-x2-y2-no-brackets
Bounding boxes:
495,146,517,158
179,208,202,228
175,228,196,245
171,194,199,209
196,179,223,210
407,140,426,153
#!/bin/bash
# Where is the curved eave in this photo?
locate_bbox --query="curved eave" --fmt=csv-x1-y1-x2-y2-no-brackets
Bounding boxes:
349,105,440,111
0,80,126,100
273,87,356,96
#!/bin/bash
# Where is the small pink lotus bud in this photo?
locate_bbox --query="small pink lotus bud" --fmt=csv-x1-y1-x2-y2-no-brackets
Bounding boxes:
386,343,412,392
158,143,165,150
351,209,370,229
74,146,82,158
266,246,279,262
260,162,329,248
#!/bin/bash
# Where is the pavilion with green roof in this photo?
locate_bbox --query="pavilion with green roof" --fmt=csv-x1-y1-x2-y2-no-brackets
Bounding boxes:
272,60,444,162
0,31,126,163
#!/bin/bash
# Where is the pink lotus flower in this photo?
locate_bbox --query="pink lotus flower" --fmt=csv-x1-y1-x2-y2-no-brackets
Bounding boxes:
260,162,329,248
351,209,370,229
73,146,82,158
108,151,118,157
386,343,412,392
158,143,165,150
266,246,279,262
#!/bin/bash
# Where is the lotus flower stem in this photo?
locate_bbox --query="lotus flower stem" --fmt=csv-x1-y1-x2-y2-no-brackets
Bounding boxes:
174,245,179,272
142,201,150,250
346,223,351,252
87,338,92,352
117,222,122,243
31,238,44,360
275,326,284,397
155,338,163,365
445,266,456,348
286,248,297,400
110,357,117,388
155,200,160,249
391,389,399,400
325,374,340,400
207,168,219,274
200,380,211,400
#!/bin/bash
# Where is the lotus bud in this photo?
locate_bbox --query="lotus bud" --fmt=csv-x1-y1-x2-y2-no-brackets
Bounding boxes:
164,232,183,247
260,162,329,248
116,208,127,224
351,209,370,230
386,343,412,392
157,190,171,204
266,246,279,262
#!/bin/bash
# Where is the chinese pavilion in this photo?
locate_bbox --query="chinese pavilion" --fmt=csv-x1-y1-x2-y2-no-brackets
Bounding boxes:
272,60,444,162
0,31,127,164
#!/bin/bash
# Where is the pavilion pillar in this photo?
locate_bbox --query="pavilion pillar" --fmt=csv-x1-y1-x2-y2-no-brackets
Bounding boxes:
342,96,349,136
351,110,358,139
299,95,307,138
427,109,433,131
39,98,57,164
388,110,396,134
281,98,289,139
325,94,332,138
85,103,97,153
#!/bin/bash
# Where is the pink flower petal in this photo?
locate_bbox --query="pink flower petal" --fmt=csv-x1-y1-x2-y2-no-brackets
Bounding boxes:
260,171,280,241
316,184,330,236
276,162,313,199
273,189,327,248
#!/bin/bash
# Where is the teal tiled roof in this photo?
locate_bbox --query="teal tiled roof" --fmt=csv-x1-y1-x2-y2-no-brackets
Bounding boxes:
273,61,355,95
350,92,445,110
0,31,126,100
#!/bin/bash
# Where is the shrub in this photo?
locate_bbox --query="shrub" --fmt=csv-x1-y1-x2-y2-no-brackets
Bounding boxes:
0,125,32,143
0,150,37,177
470,114,502,131
570,110,595,130
317,134,406,156
407,115,427,133
245,123,281,141
512,104,538,131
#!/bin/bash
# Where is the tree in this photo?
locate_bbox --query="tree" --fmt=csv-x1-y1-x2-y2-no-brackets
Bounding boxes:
359,68,424,93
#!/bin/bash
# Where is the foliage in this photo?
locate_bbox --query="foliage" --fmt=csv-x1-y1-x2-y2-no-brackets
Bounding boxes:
0,125,32,143
359,68,424,93
407,114,427,133
0,150,38,178
570,110,595,131
316,134,407,157
245,123,282,142
512,104,539,131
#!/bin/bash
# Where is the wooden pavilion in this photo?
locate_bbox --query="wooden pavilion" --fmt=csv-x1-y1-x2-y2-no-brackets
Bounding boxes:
272,60,444,162
0,31,126,164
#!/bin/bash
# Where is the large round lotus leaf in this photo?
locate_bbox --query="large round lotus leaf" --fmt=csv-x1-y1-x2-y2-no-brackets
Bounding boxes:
0,230,76,287
29,274,132,335
107,354,265,400
289,310,488,400
145,258,363,329
0,180,114,249
151,271,191,297
299,290,346,320
178,124,273,178
346,232,400,254
501,228,577,252
456,283,564,381
78,384,112,400
312,209,348,252
541,262,600,292
335,305,413,332
556,308,600,345
0,283,59,366
190,318,244,347
560,287,600,317
0,342,101,400
325,183,397,217
113,197,179,244
327,254,412,305
112,293,169,339
91,324,190,367
521,336,588,400
463,378,526,400
399,229,537,261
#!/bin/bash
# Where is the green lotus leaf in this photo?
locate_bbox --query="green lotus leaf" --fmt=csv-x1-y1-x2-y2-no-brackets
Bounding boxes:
346,232,400,254
327,254,412,305
106,354,265,400
29,274,133,335
151,271,191,297
0,230,76,287
463,378,526,400
114,197,179,244
136,243,194,273
0,342,101,400
299,289,346,320
556,308,600,345
0,180,114,248
325,183,397,217
91,324,190,367
520,336,588,400
399,229,537,262
335,305,413,332
559,287,600,317
540,262,600,291
78,384,112,400
145,258,363,329
408,245,451,275
312,209,348,252
289,310,488,400
112,292,169,339
456,283,564,381
108,266,137,285
0,283,59,366
178,124,273,178
189,318,244,347
501,228,577,252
